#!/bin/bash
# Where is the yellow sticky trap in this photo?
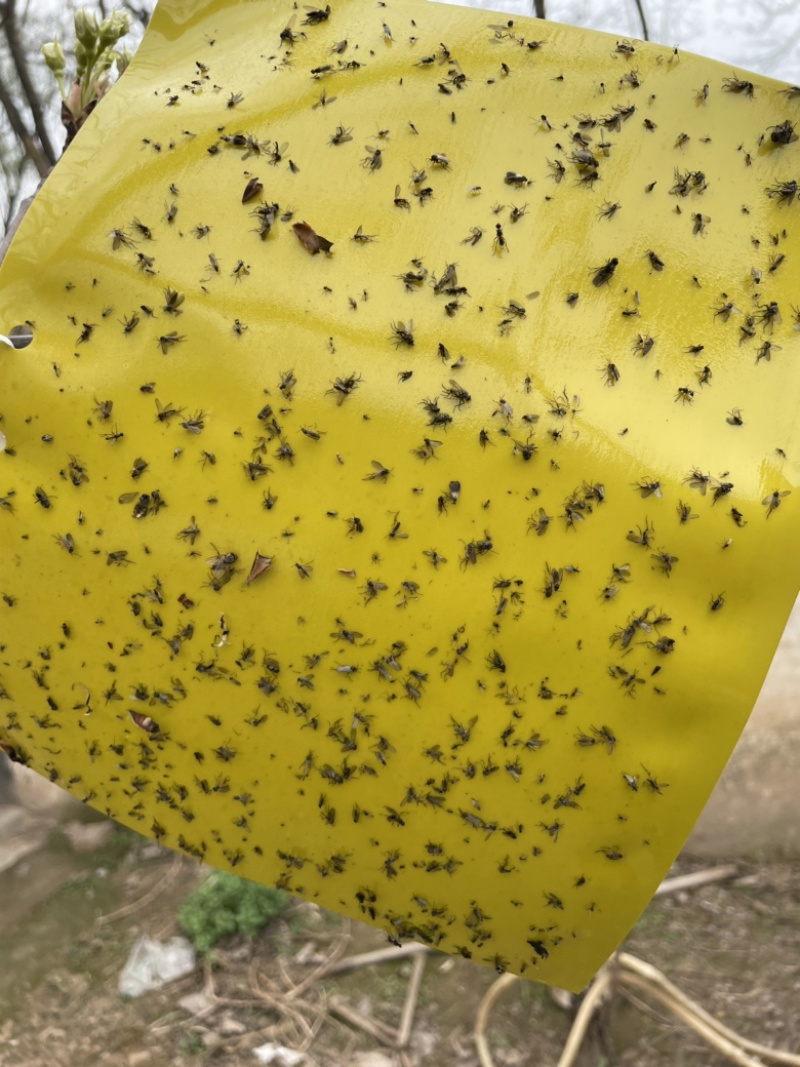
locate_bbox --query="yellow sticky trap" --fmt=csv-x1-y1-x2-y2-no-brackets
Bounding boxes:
1,0,798,990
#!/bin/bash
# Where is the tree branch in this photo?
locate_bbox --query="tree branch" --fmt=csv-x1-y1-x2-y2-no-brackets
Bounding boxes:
120,1,151,28
533,0,546,17
0,65,50,177
632,0,649,40
1,0,58,164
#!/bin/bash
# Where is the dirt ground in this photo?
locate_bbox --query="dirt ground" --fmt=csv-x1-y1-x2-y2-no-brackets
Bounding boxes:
1,600,798,1067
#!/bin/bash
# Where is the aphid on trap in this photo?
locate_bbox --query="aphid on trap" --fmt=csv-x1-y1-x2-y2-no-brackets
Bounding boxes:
390,321,414,347
251,201,279,240
601,362,620,386
108,227,134,250
362,579,388,604
713,297,738,322
722,74,755,97
361,145,382,172
643,248,664,272
757,302,781,330
504,171,529,187
107,550,131,566
363,460,391,482
651,549,678,576
461,226,484,246
328,373,361,405
756,340,780,363
592,258,618,286
352,226,376,244
156,332,185,354
176,517,200,545
54,532,75,554
76,321,95,344
711,479,733,504
441,380,471,408
396,266,427,290
131,216,152,240
763,489,790,517
626,519,654,548
597,200,621,220
684,468,713,496
675,500,696,525
329,124,353,146
180,411,205,434
766,180,798,204
692,213,710,236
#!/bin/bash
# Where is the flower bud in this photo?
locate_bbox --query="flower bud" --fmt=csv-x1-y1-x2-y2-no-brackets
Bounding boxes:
65,79,82,118
74,8,98,49
41,41,66,75
73,40,88,77
98,11,131,49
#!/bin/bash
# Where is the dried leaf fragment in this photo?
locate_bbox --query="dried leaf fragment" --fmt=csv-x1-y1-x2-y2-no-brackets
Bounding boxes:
246,551,274,585
292,221,333,255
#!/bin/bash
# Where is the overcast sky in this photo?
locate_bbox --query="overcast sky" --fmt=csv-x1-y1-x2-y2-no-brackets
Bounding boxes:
8,0,800,217
434,0,799,82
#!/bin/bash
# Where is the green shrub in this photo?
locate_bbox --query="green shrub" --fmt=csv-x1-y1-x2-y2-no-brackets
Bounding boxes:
178,871,289,954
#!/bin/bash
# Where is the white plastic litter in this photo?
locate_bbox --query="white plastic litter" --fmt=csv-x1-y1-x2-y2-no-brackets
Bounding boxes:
118,934,196,997
252,1043,306,1066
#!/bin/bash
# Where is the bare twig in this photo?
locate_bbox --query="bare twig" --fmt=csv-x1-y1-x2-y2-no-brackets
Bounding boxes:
621,971,767,1067
0,193,34,259
0,73,50,178
328,994,398,1046
249,962,315,1039
474,972,517,1067
297,990,329,1054
325,941,429,976
555,966,614,1067
632,0,649,40
0,0,58,164
396,950,427,1048
96,855,182,925
654,864,739,896
289,921,352,999
618,955,800,1067
120,0,150,28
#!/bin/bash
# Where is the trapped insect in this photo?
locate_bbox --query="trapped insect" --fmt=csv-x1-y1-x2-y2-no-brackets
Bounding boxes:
390,321,414,347
722,74,755,97
592,258,618,286
361,146,382,171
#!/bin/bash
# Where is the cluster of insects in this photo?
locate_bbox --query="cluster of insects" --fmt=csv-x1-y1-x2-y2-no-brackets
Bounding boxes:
0,0,797,983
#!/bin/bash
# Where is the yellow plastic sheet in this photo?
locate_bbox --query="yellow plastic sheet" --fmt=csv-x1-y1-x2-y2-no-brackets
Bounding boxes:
1,0,799,990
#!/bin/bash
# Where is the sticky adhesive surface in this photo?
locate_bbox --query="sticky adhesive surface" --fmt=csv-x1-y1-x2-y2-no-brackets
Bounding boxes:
1,0,799,989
